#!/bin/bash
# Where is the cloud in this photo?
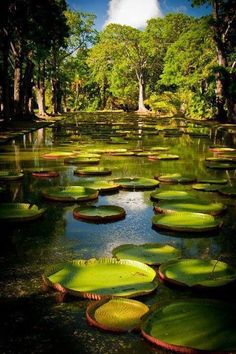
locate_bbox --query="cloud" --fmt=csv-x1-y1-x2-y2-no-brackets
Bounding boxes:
104,0,163,29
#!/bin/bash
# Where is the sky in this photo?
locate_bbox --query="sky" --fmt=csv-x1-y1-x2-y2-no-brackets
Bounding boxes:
67,0,211,30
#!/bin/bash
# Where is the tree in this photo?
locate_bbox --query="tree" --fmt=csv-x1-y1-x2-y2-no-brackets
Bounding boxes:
160,18,216,118
192,0,236,121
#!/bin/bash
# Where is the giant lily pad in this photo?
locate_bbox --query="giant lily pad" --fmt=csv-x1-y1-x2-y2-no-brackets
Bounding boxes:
155,154,179,160
206,163,236,170
0,203,45,222
0,170,24,181
150,147,169,151
192,183,223,192
219,186,236,197
141,299,236,352
42,186,98,202
112,243,181,265
43,258,158,299
157,174,196,184
154,200,226,216
209,146,236,153
150,190,193,202
74,167,112,176
76,180,120,193
205,157,236,164
32,170,59,178
113,177,159,190
73,205,125,222
64,157,100,165
197,178,228,185
42,151,74,159
86,298,149,332
152,212,222,232
159,258,236,288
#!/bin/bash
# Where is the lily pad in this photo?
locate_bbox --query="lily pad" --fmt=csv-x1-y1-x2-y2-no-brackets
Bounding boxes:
64,157,100,165
157,154,179,160
76,180,120,193
209,146,236,153
159,258,236,288
42,151,73,159
113,177,159,190
205,157,236,164
74,167,112,176
219,186,236,197
150,147,169,151
192,183,223,192
0,171,24,180
150,190,193,202
154,200,226,216
73,205,125,222
152,212,222,232
42,186,99,202
86,298,149,332
32,170,59,178
157,174,196,184
0,203,45,222
197,178,228,185
112,243,181,265
43,258,158,299
206,163,236,170
141,299,236,352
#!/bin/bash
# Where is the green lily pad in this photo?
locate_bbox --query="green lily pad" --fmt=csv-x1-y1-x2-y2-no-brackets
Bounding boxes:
112,243,181,265
197,178,228,185
76,180,120,192
74,167,112,176
206,163,236,170
157,174,196,184
152,212,222,232
42,186,99,202
205,157,236,163
89,148,127,154
110,151,135,156
155,200,226,215
113,177,159,190
219,186,236,197
150,190,193,202
43,258,158,299
73,205,125,222
42,151,74,159
0,203,45,222
0,171,24,180
150,147,169,151
64,157,100,165
159,259,236,288
74,153,101,158
157,154,179,160
86,298,149,332
109,137,128,144
141,299,236,352
135,152,153,157
192,183,223,192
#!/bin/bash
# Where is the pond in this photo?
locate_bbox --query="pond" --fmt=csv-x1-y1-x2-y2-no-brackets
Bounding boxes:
0,112,236,354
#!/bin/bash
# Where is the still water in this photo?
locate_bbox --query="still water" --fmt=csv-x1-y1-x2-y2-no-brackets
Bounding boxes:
0,113,236,354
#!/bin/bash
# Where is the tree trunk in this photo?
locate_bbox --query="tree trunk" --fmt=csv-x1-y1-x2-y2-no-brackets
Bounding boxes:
36,61,47,116
212,0,227,122
137,74,149,112
22,57,34,118
0,38,11,121
13,52,22,119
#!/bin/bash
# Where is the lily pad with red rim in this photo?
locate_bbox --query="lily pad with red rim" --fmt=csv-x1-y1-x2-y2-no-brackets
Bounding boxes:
113,177,159,190
76,180,120,193
150,190,194,202
42,186,99,202
42,151,74,159
86,298,149,332
32,170,59,178
64,157,100,165
159,258,236,288
112,243,181,265
141,299,236,352
43,258,158,299
152,212,222,232
157,174,196,184
154,200,226,216
74,167,112,176
0,203,45,222
73,205,126,222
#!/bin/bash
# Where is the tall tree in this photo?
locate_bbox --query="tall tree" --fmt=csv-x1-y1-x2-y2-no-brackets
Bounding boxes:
192,0,236,121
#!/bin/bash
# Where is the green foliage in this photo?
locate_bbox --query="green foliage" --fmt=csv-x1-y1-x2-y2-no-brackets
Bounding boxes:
145,92,182,116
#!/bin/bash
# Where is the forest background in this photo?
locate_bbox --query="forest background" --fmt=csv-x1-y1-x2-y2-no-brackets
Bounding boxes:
0,0,235,123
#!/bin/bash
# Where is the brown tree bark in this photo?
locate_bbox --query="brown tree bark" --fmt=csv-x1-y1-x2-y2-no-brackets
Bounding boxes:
22,56,34,117
137,73,149,113
0,37,11,121
13,48,22,118
36,62,47,116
